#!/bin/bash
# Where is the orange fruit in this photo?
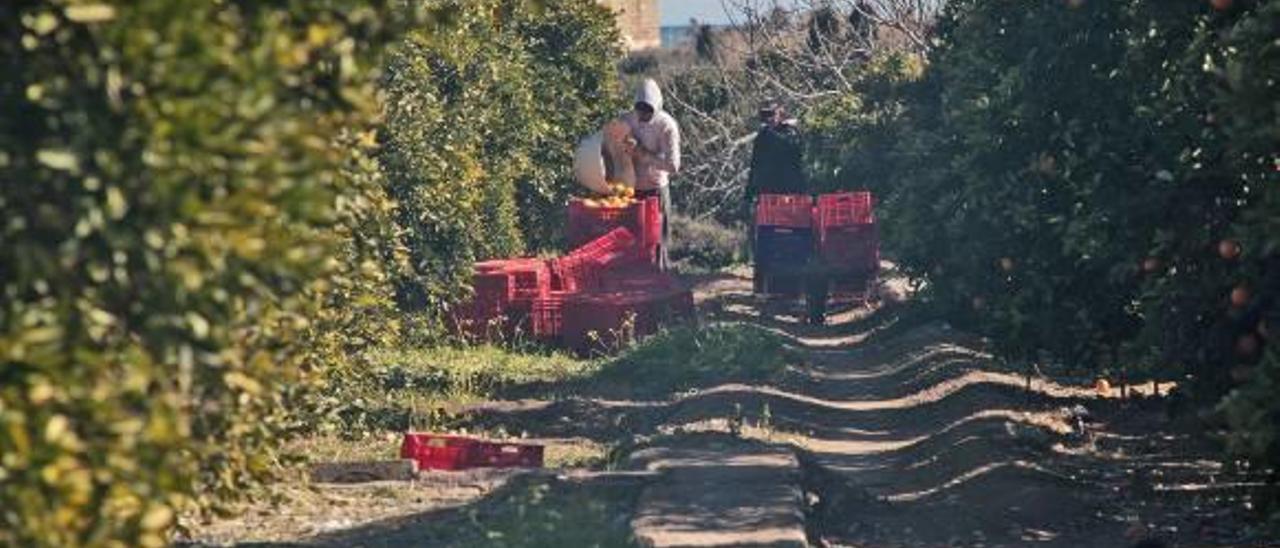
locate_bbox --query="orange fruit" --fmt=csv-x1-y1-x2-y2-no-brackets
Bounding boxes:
1210,0,1233,11
1230,286,1251,308
1219,239,1241,260
1141,257,1161,273
999,258,1015,272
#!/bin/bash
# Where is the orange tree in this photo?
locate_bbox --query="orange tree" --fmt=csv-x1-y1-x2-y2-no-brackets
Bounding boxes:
0,1,416,545
379,0,621,324
1211,0,1280,525
859,0,1279,521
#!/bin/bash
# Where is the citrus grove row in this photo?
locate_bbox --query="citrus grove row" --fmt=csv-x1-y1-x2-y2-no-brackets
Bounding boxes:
2,1,622,545
2,0,1279,545
807,0,1279,524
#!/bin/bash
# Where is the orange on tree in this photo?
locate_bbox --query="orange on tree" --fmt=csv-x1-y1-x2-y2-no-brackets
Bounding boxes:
999,257,1015,272
1141,257,1162,273
1210,0,1233,11
1219,239,1241,260
1230,285,1251,308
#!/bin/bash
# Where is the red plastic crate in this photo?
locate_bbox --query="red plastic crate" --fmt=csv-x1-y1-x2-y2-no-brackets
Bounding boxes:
568,226,638,262
553,227,639,292
472,259,550,303
400,433,544,471
755,194,814,228
531,291,569,339
448,300,531,341
562,287,695,354
473,441,545,468
818,223,880,275
639,197,662,249
599,267,681,292
829,274,879,305
566,197,662,263
817,192,874,228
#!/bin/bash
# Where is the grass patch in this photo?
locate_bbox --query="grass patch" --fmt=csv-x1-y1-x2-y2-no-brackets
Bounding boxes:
669,214,746,273
586,322,797,400
322,345,596,435
408,474,642,548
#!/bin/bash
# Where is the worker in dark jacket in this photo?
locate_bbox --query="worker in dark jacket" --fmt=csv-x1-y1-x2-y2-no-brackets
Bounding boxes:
746,101,807,295
746,101,806,209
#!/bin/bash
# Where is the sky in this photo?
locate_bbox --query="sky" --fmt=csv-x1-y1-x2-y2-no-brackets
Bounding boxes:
660,0,800,26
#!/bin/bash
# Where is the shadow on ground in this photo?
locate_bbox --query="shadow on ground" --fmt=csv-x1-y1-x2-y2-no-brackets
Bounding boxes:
202,269,1268,547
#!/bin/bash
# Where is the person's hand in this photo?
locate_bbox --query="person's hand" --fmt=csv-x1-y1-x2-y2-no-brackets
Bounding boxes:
630,142,649,161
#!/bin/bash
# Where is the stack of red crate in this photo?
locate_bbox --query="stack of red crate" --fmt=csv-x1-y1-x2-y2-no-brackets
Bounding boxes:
551,227,640,292
450,258,550,339
458,198,692,350
562,283,695,355
532,227,642,341
816,192,879,301
567,197,662,265
816,192,878,274
551,231,694,353
754,194,815,295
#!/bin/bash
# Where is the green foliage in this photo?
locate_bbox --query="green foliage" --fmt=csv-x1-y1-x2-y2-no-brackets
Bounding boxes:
380,0,622,323
0,1,413,545
669,214,746,272
323,344,591,434
590,323,796,400
802,51,925,197
798,0,1280,522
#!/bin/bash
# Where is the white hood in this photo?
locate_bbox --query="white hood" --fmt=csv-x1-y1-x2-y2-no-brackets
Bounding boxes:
635,78,664,113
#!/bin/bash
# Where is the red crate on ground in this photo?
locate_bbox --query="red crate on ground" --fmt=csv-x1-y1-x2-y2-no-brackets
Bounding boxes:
819,223,879,275
531,291,570,340
755,194,814,228
568,198,661,248
562,287,695,354
401,434,544,471
817,192,874,229
473,442,545,468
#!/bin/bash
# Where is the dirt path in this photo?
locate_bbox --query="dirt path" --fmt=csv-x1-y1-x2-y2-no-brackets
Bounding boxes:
463,269,1264,547
188,269,1268,547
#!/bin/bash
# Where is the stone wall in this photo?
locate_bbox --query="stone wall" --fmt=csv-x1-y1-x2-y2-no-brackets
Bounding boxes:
598,0,660,51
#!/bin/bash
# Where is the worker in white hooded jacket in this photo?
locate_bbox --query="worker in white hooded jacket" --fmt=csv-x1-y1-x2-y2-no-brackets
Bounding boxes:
622,79,681,271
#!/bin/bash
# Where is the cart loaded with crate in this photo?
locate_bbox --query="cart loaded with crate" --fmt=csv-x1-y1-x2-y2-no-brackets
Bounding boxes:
754,191,880,324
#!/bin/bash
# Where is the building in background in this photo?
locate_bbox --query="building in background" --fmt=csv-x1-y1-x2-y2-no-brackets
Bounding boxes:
598,0,660,50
